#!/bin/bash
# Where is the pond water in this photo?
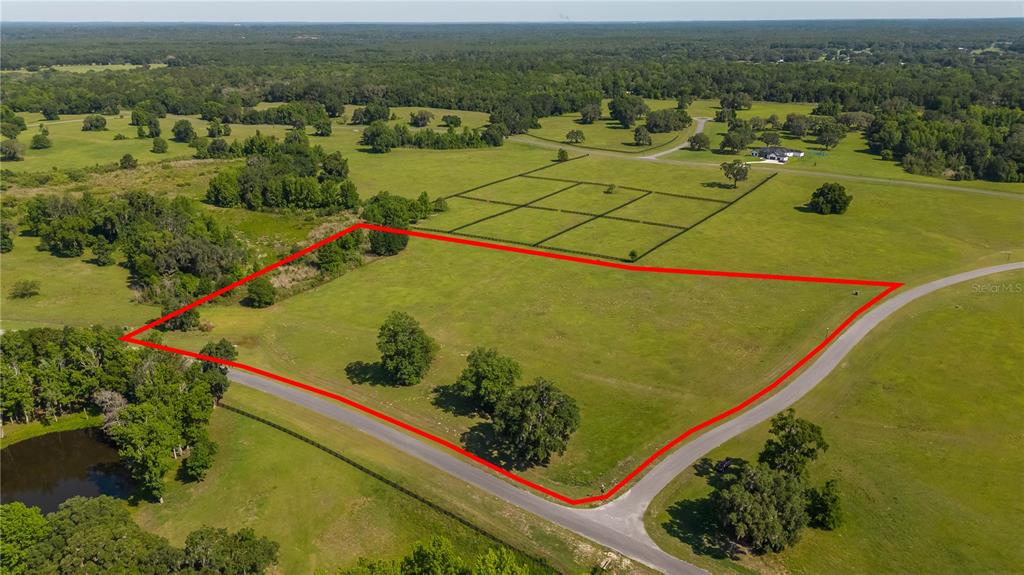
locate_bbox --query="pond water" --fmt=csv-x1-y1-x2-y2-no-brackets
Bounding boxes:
1,427,134,513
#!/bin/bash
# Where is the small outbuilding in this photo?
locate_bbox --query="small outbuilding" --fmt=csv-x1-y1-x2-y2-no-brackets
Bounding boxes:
751,146,805,162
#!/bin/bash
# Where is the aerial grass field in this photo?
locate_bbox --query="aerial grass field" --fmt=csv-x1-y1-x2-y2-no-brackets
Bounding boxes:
642,171,1024,283
644,270,1024,575
159,235,884,498
134,385,602,574
0,234,158,331
529,98,687,153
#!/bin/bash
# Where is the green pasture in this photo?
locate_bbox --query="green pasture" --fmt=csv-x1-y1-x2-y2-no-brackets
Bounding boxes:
541,218,680,260
529,98,688,153
458,207,590,244
134,385,585,574
159,236,881,497
531,183,646,214
645,270,1024,575
0,234,158,332
643,171,1024,282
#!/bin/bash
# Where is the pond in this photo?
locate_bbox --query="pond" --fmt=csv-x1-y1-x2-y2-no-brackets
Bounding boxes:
1,427,134,513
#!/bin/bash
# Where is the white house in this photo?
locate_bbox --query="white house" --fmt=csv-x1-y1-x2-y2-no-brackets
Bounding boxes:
751,147,805,163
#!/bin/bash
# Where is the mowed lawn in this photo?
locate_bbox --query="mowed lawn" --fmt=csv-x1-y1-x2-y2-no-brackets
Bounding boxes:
529,98,689,153
134,385,578,574
645,270,1024,575
161,236,883,497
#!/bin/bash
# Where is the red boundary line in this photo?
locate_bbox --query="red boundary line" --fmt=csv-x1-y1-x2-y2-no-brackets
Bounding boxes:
121,223,903,506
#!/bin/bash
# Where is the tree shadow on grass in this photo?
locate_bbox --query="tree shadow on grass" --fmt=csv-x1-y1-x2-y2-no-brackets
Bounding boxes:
793,204,817,213
701,182,734,189
431,383,478,418
460,422,536,472
662,497,739,560
344,360,392,386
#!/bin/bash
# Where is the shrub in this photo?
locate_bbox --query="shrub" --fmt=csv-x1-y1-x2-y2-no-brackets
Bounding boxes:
151,137,168,153
9,279,41,299
118,154,138,169
245,276,276,308
688,132,711,150
30,134,52,149
556,148,569,162
81,115,107,131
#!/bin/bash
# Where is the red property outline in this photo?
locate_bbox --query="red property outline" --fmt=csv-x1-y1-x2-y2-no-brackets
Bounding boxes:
121,223,903,506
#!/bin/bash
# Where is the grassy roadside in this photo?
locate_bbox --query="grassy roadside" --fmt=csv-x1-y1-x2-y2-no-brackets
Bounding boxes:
134,383,652,574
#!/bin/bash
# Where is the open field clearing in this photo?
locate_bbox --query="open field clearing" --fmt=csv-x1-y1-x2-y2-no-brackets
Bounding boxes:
0,234,158,331
645,270,1024,574
134,384,591,574
642,172,1024,282
160,235,885,498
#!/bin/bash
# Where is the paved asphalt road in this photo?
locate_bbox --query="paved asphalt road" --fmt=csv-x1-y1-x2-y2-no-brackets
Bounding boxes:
228,261,1023,574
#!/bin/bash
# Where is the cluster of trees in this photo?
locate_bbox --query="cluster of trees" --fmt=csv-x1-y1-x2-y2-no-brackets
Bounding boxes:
362,191,440,255
450,345,579,465
2,105,28,160
374,312,582,467
205,131,359,212
19,191,247,306
1,497,278,574
0,327,238,497
865,105,1024,181
360,119,505,153
327,536,531,575
695,410,842,554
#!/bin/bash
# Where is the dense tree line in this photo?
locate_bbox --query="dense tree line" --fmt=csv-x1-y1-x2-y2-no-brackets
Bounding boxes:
360,119,506,153
1,497,278,574
3,23,1021,130
0,327,237,498
691,410,842,555
864,104,1024,182
19,191,247,304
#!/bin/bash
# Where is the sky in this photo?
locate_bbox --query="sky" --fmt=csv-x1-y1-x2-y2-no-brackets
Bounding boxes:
2,1,1022,23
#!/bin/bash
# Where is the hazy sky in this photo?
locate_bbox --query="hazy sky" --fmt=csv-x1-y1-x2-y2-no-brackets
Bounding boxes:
3,1,1022,23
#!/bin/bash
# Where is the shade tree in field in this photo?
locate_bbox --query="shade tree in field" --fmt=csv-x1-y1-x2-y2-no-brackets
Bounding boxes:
172,119,196,143
807,182,853,215
688,410,842,555
441,114,462,127
377,311,438,386
409,109,435,127
556,148,569,162
352,102,390,125
608,93,648,128
633,126,652,146
119,153,138,169
578,103,602,124
565,129,585,144
760,131,781,146
1,105,27,139
30,126,52,149
453,347,522,415
151,136,168,153
81,114,107,131
492,378,580,465
720,159,750,188
1,138,25,161
720,122,756,153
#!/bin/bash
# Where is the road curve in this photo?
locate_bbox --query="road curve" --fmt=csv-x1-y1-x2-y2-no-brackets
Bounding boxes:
227,261,1023,574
